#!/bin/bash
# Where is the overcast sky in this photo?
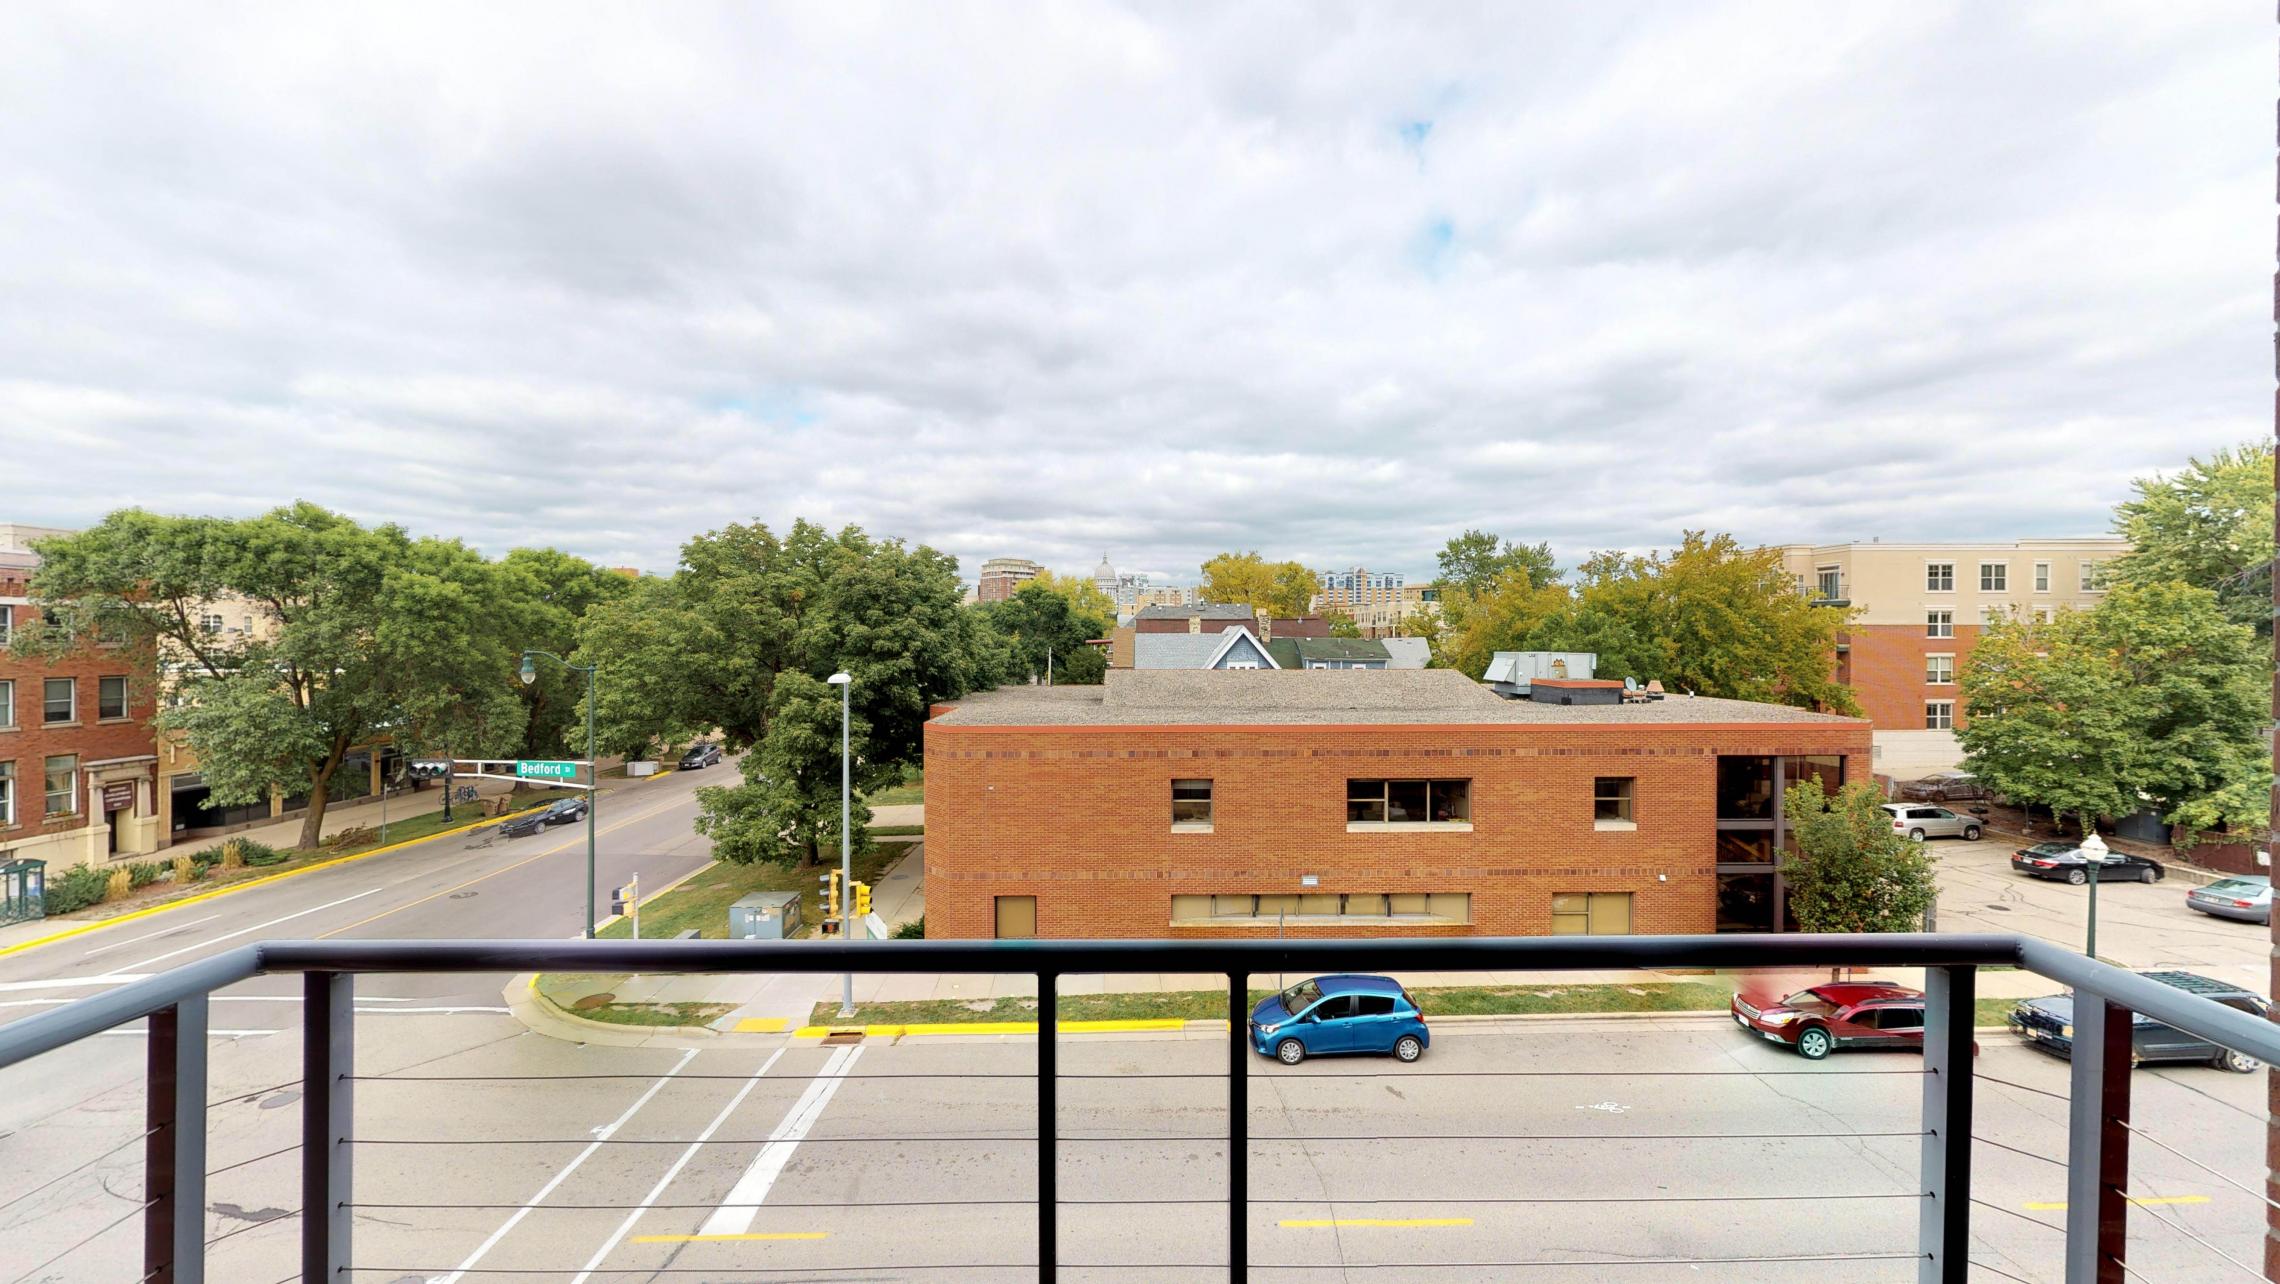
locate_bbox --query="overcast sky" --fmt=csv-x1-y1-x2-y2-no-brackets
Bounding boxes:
0,4,2264,585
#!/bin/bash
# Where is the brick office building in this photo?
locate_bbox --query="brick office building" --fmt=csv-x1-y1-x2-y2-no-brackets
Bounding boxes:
0,531,164,871
923,669,1870,939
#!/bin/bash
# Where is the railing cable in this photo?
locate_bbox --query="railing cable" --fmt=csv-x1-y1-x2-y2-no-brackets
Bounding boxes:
2120,1120,2280,1214
349,1128,1929,1146
1973,1072,2070,1102
202,1207,300,1250
0,1126,156,1215
206,1142,300,1179
4,1197,154,1284
1969,1197,2065,1234
1972,1133,2070,1168
2124,1192,2269,1281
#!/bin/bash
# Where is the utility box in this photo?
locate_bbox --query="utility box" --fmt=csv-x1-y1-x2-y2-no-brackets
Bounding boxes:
729,890,803,940
0,860,43,926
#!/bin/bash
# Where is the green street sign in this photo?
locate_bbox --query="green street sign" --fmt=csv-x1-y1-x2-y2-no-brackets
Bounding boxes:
516,760,579,781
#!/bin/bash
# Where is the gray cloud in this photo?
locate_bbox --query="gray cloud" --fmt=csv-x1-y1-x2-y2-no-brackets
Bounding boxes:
0,2,2262,582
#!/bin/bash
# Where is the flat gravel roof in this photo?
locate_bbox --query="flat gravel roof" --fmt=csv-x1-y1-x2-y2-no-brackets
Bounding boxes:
932,669,1863,727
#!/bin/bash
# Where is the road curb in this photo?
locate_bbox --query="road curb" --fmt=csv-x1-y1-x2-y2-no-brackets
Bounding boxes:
508,972,725,1048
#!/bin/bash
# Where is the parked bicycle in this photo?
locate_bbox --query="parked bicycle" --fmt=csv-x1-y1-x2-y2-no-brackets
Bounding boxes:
453,785,479,803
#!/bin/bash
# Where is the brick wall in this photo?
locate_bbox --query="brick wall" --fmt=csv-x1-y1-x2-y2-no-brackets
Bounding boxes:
1845,623,1982,731
924,718,1871,939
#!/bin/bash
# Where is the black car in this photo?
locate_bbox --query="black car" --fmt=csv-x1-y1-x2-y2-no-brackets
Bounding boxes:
497,811,549,839
539,797,588,826
2009,841,2164,886
678,743,723,770
2009,972,2266,1073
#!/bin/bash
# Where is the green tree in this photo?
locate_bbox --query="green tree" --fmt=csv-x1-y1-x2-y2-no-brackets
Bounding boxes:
493,548,631,761
2111,442,2275,636
978,580,1110,684
24,505,526,848
1780,780,1938,933
1323,609,1362,639
1436,529,1559,595
1955,602,2156,835
1030,569,1119,622
692,671,872,868
1200,551,1315,617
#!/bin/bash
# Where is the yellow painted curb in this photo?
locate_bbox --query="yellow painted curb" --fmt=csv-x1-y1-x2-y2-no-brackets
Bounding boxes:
732,1017,789,1033
791,1017,1194,1038
0,766,684,960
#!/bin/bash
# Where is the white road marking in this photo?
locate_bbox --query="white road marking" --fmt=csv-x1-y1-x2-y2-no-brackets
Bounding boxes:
0,974,150,993
697,1044,865,1237
116,888,383,973
77,914,221,959
569,1049,789,1283
433,1048,700,1284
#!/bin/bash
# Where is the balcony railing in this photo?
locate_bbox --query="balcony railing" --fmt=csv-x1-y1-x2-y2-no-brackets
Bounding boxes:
2,933,2276,1283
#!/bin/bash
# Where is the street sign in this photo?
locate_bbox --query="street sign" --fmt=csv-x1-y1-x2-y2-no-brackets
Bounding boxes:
515,760,579,781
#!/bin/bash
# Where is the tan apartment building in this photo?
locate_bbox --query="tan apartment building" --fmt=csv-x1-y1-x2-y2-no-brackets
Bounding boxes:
1779,539,2129,778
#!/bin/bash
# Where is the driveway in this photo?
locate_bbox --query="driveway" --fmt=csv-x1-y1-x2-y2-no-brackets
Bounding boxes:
1932,834,2268,995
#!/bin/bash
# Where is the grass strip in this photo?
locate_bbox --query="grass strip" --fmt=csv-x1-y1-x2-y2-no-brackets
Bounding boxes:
810,980,1745,1028
598,846,902,941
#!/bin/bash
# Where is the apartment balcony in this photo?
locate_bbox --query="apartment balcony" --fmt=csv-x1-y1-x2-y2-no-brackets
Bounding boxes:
0,934,2271,1282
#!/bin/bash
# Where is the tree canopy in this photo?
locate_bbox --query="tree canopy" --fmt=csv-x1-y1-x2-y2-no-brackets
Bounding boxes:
1781,780,1938,933
1436,529,1559,595
976,580,1110,685
1199,551,1315,617
1432,532,1855,714
1959,581,2266,836
23,504,534,848
2110,442,2274,636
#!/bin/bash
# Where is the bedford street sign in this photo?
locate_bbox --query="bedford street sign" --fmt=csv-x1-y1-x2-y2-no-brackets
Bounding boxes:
515,760,580,781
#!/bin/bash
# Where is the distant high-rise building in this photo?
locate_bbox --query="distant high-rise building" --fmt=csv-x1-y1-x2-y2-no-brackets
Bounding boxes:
1312,567,1410,636
976,557,1043,603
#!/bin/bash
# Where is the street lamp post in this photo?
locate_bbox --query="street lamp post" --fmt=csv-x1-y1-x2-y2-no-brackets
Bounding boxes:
2079,827,2109,960
522,650,599,940
827,671,854,1018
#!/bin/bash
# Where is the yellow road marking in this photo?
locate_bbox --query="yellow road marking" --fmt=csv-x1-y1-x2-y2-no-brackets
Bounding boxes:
789,1018,1196,1038
630,1232,828,1244
733,1018,789,1033
0,767,685,960
1278,1218,1474,1229
2023,1195,2209,1211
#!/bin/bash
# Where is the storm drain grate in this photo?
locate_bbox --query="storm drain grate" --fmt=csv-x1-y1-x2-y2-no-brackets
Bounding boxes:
819,1030,865,1046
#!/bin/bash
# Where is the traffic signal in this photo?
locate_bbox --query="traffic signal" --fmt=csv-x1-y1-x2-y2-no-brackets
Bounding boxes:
821,869,843,924
610,885,629,916
851,881,872,918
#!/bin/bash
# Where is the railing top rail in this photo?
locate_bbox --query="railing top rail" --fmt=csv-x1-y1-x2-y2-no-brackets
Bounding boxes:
254,932,2026,977
2018,938,2280,1065
0,946,259,1067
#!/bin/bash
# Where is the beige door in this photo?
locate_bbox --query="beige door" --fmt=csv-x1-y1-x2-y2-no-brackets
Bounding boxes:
995,895,1037,939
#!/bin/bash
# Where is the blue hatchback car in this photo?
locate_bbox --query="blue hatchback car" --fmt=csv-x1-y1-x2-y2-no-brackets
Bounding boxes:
1249,975,1430,1065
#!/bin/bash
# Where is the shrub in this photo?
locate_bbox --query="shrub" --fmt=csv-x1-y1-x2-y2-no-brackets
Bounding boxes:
43,865,112,915
221,839,245,869
126,861,165,889
104,870,131,902
238,840,289,867
892,918,925,940
173,855,198,884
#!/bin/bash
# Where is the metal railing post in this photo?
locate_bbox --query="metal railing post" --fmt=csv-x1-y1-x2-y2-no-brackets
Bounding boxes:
1037,971,1056,1283
302,973,353,1282
1228,972,1247,1280
144,997,207,1284
2064,997,2131,1284
1917,965,1973,1283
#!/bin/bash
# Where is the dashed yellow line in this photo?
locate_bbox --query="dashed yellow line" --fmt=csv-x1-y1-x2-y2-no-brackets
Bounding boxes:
790,1018,1200,1038
630,1232,828,1243
1279,1218,1474,1229
2024,1195,2208,1211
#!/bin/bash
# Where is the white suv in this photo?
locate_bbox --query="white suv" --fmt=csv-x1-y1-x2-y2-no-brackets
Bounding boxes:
1879,803,1982,842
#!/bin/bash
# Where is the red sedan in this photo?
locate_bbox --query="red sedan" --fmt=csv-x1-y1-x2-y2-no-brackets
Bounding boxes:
1730,980,1928,1060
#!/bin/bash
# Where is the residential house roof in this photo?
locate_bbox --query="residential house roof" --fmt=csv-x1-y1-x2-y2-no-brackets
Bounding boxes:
1379,638,1430,669
1135,602,1257,622
1132,626,1279,670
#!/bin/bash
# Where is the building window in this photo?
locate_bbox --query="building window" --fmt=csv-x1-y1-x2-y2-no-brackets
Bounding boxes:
2033,562,2051,593
1550,892,1633,935
1926,562,1954,592
2079,561,2106,592
0,761,11,826
1347,779,1471,826
98,676,128,721
994,896,1036,939
1715,757,1776,821
199,613,224,635
1926,611,1953,638
44,755,76,817
1171,892,1471,924
42,678,73,725
0,679,11,728
1925,655,1954,685
1981,607,2006,627
2035,606,2056,623
1593,777,1635,830
1978,562,2006,592
1815,567,1841,600
1172,779,1213,829
1783,756,1844,797
0,605,10,644
1925,701,1954,731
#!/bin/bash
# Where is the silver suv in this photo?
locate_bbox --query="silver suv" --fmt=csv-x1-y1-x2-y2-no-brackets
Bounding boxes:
1879,803,1982,842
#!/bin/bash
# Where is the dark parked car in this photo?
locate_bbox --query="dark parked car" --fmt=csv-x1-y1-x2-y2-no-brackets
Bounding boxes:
1730,980,1930,1060
2186,875,2272,925
1900,770,1987,803
2009,972,2266,1072
678,743,724,770
1249,975,1430,1065
2010,842,2164,885
538,797,589,826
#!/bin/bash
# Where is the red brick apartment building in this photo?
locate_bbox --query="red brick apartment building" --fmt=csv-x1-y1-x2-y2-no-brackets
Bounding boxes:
0,530,164,871
924,669,1871,940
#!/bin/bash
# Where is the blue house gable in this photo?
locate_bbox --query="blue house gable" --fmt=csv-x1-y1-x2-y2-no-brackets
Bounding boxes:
1205,627,1278,670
